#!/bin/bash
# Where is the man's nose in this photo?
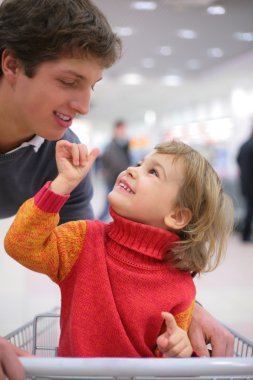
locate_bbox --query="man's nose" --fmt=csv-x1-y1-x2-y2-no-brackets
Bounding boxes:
70,89,91,115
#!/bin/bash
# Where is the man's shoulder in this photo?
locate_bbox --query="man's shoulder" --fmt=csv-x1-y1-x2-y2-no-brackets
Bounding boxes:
62,129,81,144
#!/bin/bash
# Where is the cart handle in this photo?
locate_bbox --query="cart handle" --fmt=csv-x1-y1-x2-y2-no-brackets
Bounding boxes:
20,357,253,377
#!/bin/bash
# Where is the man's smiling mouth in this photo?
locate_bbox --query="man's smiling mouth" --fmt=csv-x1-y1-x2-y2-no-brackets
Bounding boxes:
54,111,72,122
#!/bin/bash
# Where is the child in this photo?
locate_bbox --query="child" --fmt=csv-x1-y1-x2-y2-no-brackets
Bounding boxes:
4,139,234,358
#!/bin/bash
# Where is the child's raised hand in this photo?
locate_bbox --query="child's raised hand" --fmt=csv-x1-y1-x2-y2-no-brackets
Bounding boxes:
51,140,99,195
156,312,193,358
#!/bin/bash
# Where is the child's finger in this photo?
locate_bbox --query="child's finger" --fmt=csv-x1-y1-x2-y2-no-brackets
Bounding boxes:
163,338,193,358
55,139,72,156
71,143,80,166
161,312,178,335
89,147,100,162
79,143,89,165
84,148,100,172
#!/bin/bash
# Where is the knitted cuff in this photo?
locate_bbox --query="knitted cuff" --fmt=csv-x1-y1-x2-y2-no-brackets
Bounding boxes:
34,181,70,213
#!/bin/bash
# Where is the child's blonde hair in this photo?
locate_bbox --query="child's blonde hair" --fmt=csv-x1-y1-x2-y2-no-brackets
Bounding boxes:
155,140,234,275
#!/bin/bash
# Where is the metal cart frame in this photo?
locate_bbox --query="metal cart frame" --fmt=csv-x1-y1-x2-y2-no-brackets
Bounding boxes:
5,307,253,380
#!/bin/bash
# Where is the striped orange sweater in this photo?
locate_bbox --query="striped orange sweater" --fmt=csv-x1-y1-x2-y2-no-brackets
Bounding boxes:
5,182,196,357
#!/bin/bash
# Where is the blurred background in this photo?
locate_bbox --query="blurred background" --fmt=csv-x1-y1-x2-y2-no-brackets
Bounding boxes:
1,0,253,341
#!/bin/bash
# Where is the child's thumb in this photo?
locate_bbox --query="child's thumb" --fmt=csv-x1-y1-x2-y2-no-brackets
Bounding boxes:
161,312,178,335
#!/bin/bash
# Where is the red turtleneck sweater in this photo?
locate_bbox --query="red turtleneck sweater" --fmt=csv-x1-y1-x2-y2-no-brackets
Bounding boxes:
5,182,196,357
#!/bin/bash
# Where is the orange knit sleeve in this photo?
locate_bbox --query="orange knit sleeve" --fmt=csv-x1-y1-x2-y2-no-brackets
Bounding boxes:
4,198,87,284
174,299,195,331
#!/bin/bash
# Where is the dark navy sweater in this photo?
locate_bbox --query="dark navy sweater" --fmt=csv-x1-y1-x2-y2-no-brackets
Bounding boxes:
0,129,94,224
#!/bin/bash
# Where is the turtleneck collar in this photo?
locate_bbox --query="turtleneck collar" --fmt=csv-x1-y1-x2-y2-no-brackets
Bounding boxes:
105,208,180,263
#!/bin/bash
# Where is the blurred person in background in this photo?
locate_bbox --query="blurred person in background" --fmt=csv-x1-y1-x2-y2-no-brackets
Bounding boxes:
98,119,131,221
237,124,253,242
0,0,235,375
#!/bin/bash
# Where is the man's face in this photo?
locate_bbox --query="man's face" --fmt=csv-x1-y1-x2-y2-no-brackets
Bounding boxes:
9,56,103,140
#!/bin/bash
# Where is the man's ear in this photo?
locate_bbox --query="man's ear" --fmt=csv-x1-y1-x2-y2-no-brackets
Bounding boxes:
2,49,20,83
164,208,192,230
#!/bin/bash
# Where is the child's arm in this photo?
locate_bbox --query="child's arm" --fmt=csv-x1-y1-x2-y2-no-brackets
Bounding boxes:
156,312,193,357
50,140,99,195
4,141,99,283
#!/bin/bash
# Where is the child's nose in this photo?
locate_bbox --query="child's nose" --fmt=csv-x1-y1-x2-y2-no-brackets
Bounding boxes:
126,166,138,178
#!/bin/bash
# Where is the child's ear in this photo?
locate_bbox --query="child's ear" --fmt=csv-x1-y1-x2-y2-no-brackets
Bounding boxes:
164,208,192,230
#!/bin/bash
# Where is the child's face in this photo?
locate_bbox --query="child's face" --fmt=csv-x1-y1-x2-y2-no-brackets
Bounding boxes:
4,51,103,140
108,151,186,230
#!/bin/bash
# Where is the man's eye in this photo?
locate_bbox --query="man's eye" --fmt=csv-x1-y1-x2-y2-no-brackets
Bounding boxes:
149,168,159,177
60,80,77,87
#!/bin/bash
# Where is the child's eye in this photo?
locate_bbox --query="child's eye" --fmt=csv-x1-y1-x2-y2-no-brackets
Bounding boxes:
135,162,142,167
149,168,159,177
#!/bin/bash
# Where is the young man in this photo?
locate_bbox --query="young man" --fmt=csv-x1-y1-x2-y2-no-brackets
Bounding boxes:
0,0,122,224
0,0,233,377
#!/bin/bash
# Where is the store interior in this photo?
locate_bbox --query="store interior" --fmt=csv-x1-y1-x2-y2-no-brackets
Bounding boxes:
0,0,253,343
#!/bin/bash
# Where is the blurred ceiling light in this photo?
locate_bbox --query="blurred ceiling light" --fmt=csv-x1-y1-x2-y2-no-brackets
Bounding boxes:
142,58,155,68
186,59,201,70
165,0,218,6
177,29,197,39
207,6,226,15
159,46,172,56
144,110,157,125
207,47,223,58
130,1,157,10
234,32,253,42
113,26,133,37
161,75,183,86
120,73,144,85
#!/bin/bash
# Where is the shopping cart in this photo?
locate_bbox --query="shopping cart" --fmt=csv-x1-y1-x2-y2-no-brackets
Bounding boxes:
5,307,253,380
